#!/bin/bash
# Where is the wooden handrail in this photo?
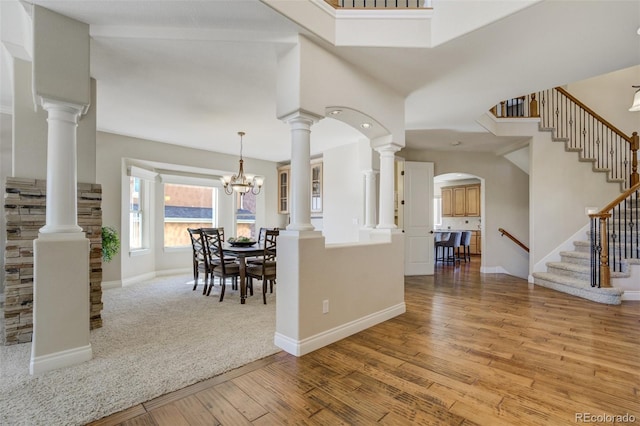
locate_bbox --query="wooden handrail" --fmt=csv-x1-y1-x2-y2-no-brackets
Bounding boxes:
592,182,640,216
555,87,632,143
498,228,529,253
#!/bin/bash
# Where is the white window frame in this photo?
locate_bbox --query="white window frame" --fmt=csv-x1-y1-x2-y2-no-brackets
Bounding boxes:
127,165,156,255
434,196,442,227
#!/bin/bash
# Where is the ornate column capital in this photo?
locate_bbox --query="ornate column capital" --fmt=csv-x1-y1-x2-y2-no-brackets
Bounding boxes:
280,109,323,130
374,143,402,156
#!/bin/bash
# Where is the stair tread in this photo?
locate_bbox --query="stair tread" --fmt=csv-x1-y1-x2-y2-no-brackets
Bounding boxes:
533,272,624,295
560,251,589,259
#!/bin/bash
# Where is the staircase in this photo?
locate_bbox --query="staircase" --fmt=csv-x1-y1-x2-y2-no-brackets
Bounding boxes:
532,240,625,305
493,87,639,304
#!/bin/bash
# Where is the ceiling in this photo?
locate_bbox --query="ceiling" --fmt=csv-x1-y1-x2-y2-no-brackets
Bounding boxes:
2,0,639,162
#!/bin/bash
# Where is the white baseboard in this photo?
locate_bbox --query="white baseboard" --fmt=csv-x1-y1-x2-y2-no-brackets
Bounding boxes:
622,291,640,301
119,269,191,287
101,280,122,290
30,344,92,375
274,302,406,357
121,272,156,287
156,268,190,277
480,266,509,274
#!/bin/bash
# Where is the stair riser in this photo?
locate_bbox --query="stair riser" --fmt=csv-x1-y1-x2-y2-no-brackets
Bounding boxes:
560,255,590,266
533,277,622,305
546,265,590,281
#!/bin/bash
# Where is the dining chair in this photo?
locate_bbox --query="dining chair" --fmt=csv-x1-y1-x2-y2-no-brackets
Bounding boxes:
246,229,278,304
187,228,209,293
201,228,240,301
248,227,279,265
435,231,462,263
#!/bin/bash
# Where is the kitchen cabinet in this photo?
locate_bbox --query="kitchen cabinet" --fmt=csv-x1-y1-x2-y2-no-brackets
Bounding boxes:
453,187,467,216
310,160,323,214
441,184,480,217
465,185,480,217
441,187,452,216
277,167,289,214
469,230,481,254
277,160,323,215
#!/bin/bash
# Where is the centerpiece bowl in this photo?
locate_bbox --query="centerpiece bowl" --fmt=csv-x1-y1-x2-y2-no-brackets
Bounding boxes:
228,240,256,247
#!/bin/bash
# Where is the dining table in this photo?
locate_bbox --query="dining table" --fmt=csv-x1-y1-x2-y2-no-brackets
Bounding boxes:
223,243,264,304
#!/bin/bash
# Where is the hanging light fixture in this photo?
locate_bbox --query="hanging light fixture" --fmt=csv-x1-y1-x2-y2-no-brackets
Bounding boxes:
220,131,264,195
630,86,640,112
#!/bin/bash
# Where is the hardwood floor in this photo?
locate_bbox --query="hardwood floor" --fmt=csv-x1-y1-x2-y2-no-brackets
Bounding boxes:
90,258,640,425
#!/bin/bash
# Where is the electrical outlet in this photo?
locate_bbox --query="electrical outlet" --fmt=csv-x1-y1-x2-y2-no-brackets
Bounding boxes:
322,299,329,314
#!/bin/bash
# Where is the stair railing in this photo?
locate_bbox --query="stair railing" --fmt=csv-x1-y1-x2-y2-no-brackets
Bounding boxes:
326,0,430,7
589,182,640,288
498,228,529,253
491,88,639,190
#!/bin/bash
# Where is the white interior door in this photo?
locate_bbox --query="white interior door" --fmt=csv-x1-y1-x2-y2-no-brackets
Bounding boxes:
404,161,434,275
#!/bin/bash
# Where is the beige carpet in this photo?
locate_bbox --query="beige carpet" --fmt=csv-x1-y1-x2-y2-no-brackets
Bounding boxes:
0,274,278,426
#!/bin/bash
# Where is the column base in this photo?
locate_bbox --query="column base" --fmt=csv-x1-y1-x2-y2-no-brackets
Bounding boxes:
31,235,92,375
39,225,84,235
30,344,92,375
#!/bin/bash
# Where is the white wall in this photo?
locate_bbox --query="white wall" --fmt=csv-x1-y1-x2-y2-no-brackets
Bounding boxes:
275,231,405,355
96,131,281,284
566,65,640,138
278,35,405,146
530,130,621,272
403,148,530,279
322,141,365,244
0,113,12,293
32,6,90,108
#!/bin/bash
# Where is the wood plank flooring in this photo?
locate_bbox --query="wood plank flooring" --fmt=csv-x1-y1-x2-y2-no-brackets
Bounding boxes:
89,259,640,425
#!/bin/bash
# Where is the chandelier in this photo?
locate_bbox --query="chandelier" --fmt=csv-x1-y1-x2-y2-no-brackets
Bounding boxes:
220,131,263,195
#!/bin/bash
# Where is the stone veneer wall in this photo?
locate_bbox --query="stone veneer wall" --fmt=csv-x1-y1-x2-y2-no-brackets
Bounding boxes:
3,177,103,345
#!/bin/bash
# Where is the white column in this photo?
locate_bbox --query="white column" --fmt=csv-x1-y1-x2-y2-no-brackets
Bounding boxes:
363,169,378,229
376,144,401,229
30,98,92,375
39,99,84,234
284,112,321,231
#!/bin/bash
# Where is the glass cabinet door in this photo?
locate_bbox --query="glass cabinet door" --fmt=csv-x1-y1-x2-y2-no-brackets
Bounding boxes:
311,161,322,213
277,167,289,214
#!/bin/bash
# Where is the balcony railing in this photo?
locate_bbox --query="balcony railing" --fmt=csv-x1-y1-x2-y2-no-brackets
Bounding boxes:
326,0,431,8
491,87,639,191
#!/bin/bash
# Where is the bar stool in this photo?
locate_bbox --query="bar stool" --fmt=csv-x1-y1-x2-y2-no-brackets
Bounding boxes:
435,231,461,263
458,231,472,262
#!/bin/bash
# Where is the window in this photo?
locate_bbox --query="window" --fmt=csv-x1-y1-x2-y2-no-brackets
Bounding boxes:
164,183,219,248
129,176,144,250
434,197,442,227
236,191,256,240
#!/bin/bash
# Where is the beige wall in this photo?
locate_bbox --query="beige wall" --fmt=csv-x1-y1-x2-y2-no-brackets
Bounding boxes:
96,131,281,285
529,130,620,272
402,148,530,279
566,65,640,138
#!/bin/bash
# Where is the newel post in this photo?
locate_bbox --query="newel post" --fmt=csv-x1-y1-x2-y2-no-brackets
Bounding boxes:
530,93,539,118
630,131,639,187
598,214,611,288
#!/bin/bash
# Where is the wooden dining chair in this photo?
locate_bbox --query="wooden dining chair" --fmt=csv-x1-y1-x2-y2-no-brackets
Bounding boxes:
187,228,209,293
246,229,278,304
201,228,240,301
248,227,279,265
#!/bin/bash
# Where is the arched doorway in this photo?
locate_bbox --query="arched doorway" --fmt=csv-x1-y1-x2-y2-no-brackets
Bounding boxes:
434,172,484,269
